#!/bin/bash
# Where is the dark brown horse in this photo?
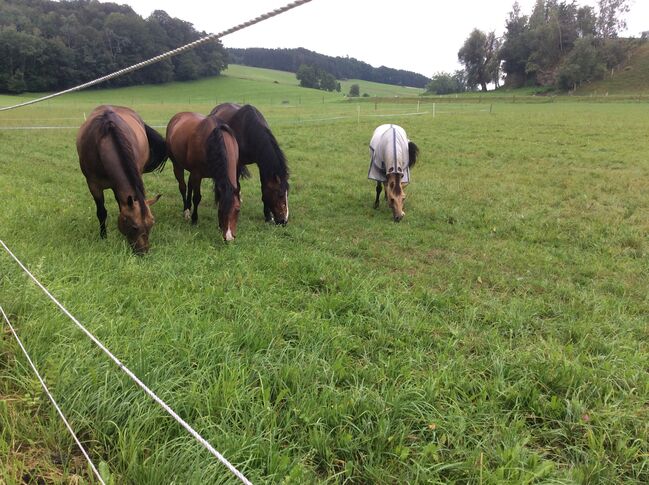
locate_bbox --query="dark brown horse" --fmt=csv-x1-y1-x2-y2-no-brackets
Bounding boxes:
209,103,289,225
166,112,241,242
77,105,165,254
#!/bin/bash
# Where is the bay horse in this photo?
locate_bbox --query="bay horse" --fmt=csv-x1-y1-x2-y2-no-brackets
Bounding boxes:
209,103,289,225
165,112,241,242
77,105,165,254
368,124,419,222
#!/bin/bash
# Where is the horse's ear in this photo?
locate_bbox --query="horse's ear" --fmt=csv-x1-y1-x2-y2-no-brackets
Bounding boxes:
146,194,162,206
127,195,134,208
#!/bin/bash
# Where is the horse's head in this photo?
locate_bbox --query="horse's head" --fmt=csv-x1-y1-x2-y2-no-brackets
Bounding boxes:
262,175,289,225
218,188,241,242
385,173,405,222
117,195,161,254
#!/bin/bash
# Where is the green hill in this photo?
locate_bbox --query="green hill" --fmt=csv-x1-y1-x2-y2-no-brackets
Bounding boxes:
576,41,649,95
223,65,425,98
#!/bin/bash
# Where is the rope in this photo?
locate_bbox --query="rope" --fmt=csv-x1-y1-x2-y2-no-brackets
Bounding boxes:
0,0,313,112
0,305,106,485
0,239,253,485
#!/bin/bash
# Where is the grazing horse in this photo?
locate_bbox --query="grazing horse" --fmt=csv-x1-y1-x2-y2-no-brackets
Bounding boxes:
77,105,164,254
165,112,241,242
209,103,289,225
368,124,419,222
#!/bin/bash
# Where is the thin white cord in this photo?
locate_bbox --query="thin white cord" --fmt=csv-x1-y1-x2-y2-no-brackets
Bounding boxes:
0,0,313,112
0,305,106,485
0,239,253,485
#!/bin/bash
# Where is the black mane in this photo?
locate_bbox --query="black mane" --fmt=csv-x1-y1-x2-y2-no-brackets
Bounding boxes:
235,105,289,185
206,120,236,218
92,109,147,216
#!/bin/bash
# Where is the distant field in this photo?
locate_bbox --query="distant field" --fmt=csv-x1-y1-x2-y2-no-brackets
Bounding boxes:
0,73,648,484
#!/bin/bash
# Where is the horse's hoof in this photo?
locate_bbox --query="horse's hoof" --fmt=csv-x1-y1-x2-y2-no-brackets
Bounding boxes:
183,209,191,220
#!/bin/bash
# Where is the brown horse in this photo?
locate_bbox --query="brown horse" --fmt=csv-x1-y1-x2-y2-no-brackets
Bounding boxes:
166,112,241,242
209,103,289,225
77,105,165,253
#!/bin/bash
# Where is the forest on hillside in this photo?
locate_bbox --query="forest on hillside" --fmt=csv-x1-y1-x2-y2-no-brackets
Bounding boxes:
228,47,431,88
0,0,227,93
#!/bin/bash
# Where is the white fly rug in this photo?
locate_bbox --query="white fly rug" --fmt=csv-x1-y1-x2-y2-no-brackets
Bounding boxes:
367,124,411,184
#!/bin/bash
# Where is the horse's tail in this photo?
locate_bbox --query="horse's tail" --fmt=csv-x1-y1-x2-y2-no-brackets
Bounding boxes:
240,105,289,184
143,123,168,173
206,124,236,217
408,141,419,170
91,109,146,215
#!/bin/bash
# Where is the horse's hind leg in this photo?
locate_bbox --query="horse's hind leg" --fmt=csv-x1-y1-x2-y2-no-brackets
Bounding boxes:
189,172,202,225
87,183,107,238
374,181,382,209
173,163,191,220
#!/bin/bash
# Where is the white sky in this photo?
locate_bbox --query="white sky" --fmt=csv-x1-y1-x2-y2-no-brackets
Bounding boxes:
102,0,647,77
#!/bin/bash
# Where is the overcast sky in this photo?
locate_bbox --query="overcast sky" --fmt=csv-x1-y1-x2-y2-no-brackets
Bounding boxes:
102,0,647,77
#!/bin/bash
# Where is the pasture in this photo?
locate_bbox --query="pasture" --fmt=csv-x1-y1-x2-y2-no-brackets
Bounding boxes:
1,71,648,483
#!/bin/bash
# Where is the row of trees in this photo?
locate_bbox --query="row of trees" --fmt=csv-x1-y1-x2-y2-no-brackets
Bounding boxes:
228,47,430,88
0,0,227,93
427,0,634,94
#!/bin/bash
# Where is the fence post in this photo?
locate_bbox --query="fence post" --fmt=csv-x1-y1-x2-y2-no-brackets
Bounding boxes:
433,103,436,118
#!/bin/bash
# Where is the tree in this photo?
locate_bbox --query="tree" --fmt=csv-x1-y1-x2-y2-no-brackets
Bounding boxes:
500,2,532,87
296,63,339,91
458,29,498,91
556,36,606,90
425,71,467,95
597,0,630,39
349,83,360,97
296,64,318,88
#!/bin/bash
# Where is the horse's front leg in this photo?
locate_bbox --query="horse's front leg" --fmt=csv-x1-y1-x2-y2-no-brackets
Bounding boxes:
88,183,107,238
374,181,382,209
173,162,191,220
189,172,202,225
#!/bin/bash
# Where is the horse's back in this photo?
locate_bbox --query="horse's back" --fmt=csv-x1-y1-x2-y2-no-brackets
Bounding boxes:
78,105,148,170
369,124,411,183
210,103,241,121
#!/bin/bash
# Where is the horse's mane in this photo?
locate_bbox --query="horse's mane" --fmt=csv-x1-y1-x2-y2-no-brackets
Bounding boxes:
143,123,168,173
90,109,146,216
237,105,289,189
206,121,236,218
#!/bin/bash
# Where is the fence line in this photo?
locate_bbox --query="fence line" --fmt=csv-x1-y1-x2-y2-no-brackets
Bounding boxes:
0,305,106,485
0,0,313,112
0,105,498,131
0,239,252,485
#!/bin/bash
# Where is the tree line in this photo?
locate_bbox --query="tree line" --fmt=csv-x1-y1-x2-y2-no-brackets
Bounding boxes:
0,0,227,94
227,47,430,88
427,0,638,94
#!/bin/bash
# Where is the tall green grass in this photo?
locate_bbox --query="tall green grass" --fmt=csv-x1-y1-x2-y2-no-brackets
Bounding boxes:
0,75,648,483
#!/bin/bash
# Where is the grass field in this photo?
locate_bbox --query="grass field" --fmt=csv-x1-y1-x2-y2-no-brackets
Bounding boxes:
1,67,648,484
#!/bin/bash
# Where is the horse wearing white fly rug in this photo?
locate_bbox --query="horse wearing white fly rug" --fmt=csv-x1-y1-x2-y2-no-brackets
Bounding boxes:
368,124,419,222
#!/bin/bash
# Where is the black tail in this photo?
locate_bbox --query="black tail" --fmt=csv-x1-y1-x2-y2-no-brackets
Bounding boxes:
143,123,168,173
206,125,236,218
91,109,146,216
408,141,419,170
